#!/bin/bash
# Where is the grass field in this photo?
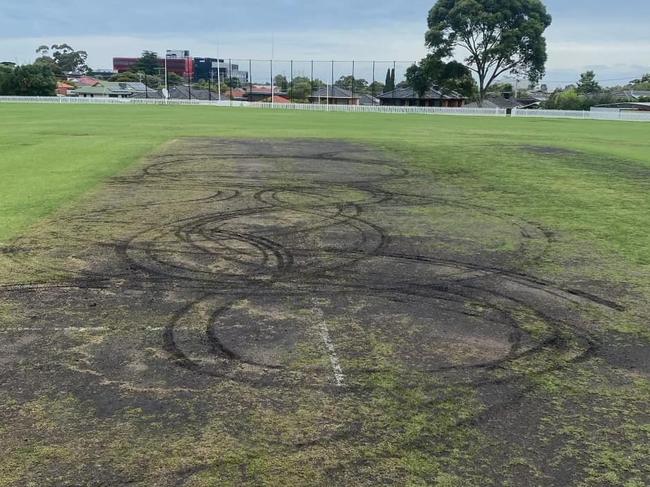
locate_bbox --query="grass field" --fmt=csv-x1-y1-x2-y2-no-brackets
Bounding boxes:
0,104,649,486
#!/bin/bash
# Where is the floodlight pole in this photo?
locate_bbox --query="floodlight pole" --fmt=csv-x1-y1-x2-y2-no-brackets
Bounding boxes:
372,60,376,102
216,44,221,102
164,51,169,104
271,34,275,106
164,53,168,91
229,59,233,107
329,60,334,110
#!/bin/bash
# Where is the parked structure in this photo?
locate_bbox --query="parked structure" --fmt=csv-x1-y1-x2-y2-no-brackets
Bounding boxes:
378,87,465,107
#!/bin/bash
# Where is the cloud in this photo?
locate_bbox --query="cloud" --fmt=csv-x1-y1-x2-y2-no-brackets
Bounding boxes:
1,0,648,87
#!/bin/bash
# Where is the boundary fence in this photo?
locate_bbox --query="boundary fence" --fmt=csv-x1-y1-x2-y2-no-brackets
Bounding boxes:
1,96,649,122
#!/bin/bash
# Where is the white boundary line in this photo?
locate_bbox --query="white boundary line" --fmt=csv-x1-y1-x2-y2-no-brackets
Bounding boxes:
318,322,345,387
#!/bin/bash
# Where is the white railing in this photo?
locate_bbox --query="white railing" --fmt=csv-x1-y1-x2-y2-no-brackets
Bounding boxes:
0,96,504,116
2,96,649,122
511,107,650,122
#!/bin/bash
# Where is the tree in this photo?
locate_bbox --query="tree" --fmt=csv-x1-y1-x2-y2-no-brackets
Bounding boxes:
35,44,89,75
223,77,241,88
167,72,184,86
425,0,552,103
0,64,14,94
406,55,477,99
289,76,314,101
487,82,514,96
1,63,57,96
576,71,601,95
335,75,370,94
110,71,161,89
543,87,616,110
368,81,385,95
274,74,288,91
135,51,160,76
385,69,394,92
627,73,650,91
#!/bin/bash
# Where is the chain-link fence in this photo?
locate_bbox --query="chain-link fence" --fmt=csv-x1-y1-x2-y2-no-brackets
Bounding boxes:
184,59,419,105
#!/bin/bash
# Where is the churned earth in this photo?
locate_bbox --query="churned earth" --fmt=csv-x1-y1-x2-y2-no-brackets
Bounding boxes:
0,138,648,486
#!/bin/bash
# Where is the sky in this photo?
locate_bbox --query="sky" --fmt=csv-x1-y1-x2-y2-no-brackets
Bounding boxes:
1,0,649,87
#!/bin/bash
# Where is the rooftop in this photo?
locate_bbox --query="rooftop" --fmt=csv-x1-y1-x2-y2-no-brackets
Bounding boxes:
310,86,359,99
378,86,465,100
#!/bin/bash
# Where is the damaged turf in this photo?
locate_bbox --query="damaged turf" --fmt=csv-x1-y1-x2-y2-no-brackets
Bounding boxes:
0,139,647,486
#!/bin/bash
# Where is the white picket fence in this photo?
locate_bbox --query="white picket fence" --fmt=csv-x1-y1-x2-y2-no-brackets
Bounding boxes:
1,96,649,122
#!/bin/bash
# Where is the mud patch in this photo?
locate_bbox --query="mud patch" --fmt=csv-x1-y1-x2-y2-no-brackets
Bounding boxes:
0,138,646,486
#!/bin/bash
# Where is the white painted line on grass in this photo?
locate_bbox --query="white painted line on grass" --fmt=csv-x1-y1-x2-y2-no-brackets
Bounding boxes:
318,321,345,387
0,326,109,333
0,326,168,334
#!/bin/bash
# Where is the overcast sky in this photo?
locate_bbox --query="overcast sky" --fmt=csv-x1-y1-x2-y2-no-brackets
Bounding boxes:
1,0,649,87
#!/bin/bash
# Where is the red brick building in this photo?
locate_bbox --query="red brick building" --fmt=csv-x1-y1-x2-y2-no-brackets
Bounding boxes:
113,57,193,78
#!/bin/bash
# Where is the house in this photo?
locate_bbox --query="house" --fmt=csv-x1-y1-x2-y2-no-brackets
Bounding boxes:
465,95,529,109
378,86,464,107
610,90,650,101
245,85,283,102
71,76,101,87
70,81,155,98
56,81,75,96
261,95,291,104
165,86,215,100
594,102,650,111
359,94,380,106
309,86,360,105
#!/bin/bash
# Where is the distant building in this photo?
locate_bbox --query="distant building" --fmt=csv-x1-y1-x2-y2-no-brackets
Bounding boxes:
193,58,249,84
359,94,380,106
378,87,464,107
309,86,360,105
113,54,193,78
56,81,75,96
70,81,155,98
594,102,650,111
261,95,291,104
610,90,650,101
71,76,102,87
246,85,282,102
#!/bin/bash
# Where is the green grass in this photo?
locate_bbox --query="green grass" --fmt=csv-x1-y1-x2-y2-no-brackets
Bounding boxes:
1,103,649,269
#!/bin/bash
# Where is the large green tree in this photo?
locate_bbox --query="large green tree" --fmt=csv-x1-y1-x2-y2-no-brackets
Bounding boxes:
384,69,395,92
334,75,370,94
576,70,601,95
135,51,160,76
425,0,552,103
289,76,315,101
35,44,89,75
274,74,288,91
1,63,57,96
0,64,14,94
406,55,477,99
